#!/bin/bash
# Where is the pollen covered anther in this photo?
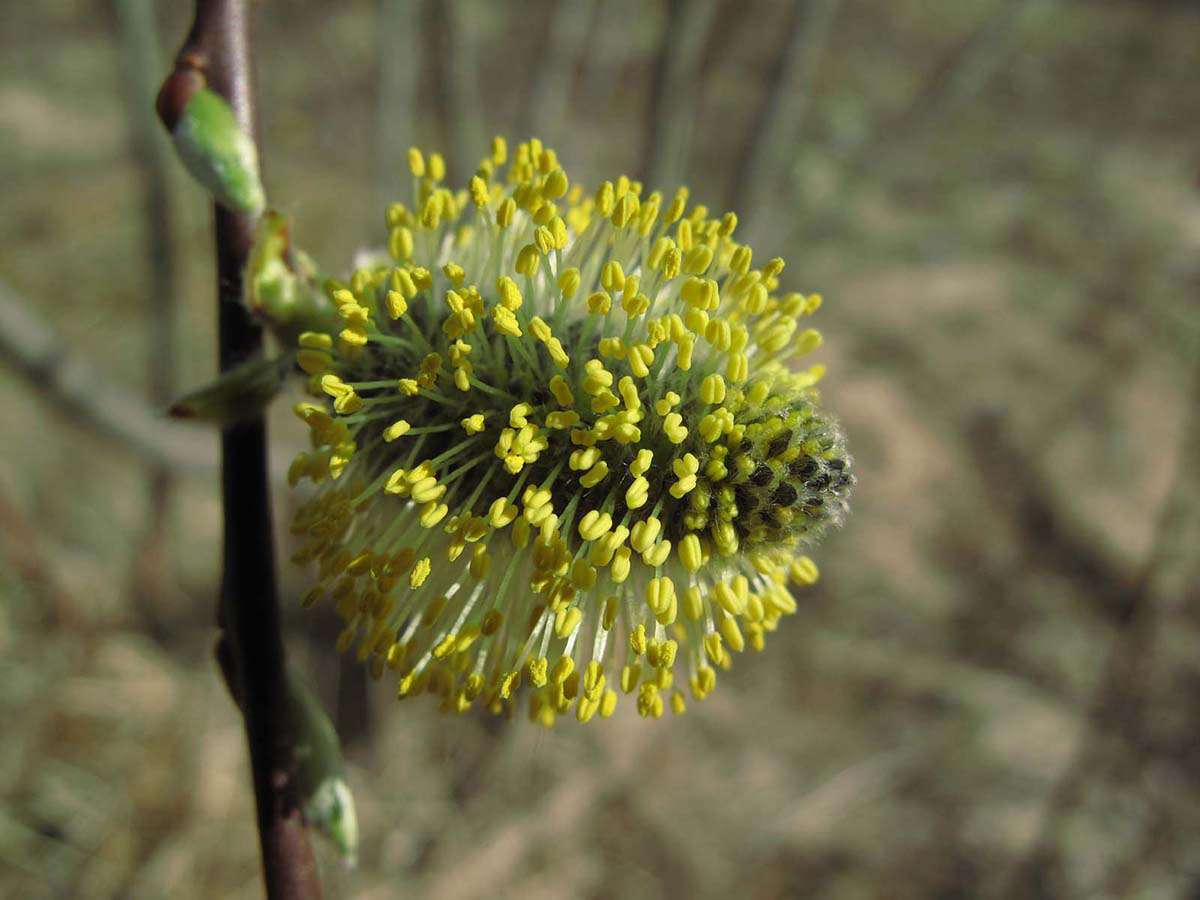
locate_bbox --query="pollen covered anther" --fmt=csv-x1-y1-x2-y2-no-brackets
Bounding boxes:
289,137,854,726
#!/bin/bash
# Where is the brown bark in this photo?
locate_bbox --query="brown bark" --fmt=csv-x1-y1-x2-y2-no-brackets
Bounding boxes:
159,2,322,896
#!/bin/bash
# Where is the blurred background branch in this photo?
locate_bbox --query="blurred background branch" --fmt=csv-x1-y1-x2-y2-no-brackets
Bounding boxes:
158,0,321,894
113,0,183,639
0,277,216,473
729,0,840,239
2,0,1198,897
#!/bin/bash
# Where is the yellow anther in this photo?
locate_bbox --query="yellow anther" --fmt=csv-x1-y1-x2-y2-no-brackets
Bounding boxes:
297,349,332,375
569,446,600,471
611,546,632,583
388,226,414,261
621,663,641,694
625,476,649,510
646,576,676,624
587,290,612,315
630,516,661,554
719,615,745,653
630,623,648,656
600,595,619,631
407,146,425,177
642,539,672,568
529,316,552,343
411,476,445,504
665,187,688,224
543,166,569,198
552,265,581,299
545,337,569,368
676,218,693,252
653,393,679,417
682,244,713,275
528,656,549,687
382,289,408,319
570,559,597,590
662,412,688,444
419,195,442,230
427,152,446,181
601,260,625,292
730,245,752,275
578,509,613,542
516,243,540,275
699,373,726,405
420,501,448,528
492,305,522,337
488,497,518,528
621,292,649,317
790,556,819,585
298,331,332,351
468,174,490,208
630,448,653,477
550,656,575,690
675,334,695,371
554,607,583,643
383,420,411,442
409,556,432,588
726,352,749,383
594,180,615,215
678,534,702,573
490,276,521,312
491,135,507,164
796,328,823,355
496,196,516,228
549,374,574,407
580,460,609,487
703,632,723,664
510,402,533,427
550,216,569,249
713,581,744,616
637,682,663,719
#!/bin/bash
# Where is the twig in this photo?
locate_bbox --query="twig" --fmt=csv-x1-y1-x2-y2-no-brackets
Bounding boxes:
114,0,183,636
639,0,721,189
430,0,483,179
375,0,417,212
965,411,1139,625
158,2,321,896
882,0,1048,146
854,326,1137,624
0,277,217,474
727,0,840,238
522,0,598,147
841,0,1053,183
0,482,81,629
997,355,1200,898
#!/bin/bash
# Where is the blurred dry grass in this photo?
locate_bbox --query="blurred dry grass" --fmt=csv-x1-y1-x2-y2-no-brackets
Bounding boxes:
2,0,1199,897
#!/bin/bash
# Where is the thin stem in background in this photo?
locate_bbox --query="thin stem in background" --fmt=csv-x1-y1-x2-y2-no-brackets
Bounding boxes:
0,277,218,474
996,364,1199,897
159,1,322,895
829,0,1056,191
114,0,182,637
375,0,417,213
728,0,840,242
429,0,483,179
640,0,720,190
522,0,598,148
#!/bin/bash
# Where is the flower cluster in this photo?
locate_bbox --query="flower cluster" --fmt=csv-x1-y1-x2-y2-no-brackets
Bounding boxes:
288,138,853,725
